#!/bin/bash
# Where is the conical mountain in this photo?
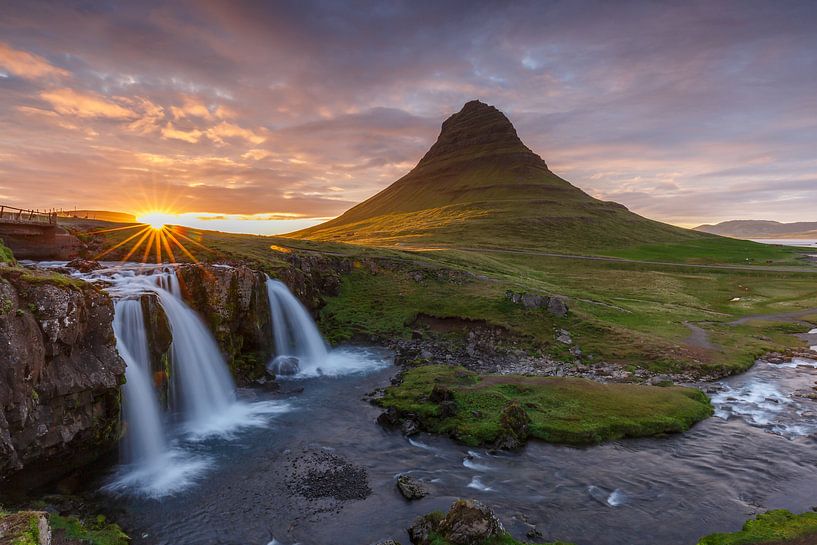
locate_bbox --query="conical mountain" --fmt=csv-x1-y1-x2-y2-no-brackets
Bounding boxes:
289,100,703,250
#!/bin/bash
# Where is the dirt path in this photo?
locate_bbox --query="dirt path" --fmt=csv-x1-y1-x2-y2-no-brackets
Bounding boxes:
683,322,716,349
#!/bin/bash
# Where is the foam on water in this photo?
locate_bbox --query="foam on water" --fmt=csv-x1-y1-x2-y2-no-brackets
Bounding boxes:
183,400,292,440
467,476,494,492
103,449,212,499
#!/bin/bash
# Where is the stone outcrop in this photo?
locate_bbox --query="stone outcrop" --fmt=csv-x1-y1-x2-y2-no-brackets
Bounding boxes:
408,499,505,545
396,474,428,500
505,290,569,317
139,292,172,406
175,264,272,382
0,268,125,486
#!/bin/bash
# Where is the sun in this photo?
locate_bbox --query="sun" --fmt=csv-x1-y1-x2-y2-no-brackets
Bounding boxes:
137,211,177,230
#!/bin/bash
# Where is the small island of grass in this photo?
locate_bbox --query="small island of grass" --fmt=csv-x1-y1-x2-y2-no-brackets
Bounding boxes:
378,365,713,446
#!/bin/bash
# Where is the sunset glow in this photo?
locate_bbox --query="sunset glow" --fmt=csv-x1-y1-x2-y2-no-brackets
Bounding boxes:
137,212,178,231
0,2,814,229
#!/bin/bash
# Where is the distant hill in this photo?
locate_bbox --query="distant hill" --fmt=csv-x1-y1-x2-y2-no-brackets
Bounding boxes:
59,210,136,223
694,220,817,239
288,100,709,251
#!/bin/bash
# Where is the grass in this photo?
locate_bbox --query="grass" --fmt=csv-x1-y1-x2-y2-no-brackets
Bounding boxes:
697,510,817,545
378,365,713,446
66,217,817,378
49,514,130,545
0,238,15,264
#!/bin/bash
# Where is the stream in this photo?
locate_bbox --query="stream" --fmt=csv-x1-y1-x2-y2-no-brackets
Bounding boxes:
27,262,817,545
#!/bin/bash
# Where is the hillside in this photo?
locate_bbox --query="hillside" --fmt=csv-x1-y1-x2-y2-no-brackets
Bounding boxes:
289,100,711,252
59,210,136,223
695,220,817,239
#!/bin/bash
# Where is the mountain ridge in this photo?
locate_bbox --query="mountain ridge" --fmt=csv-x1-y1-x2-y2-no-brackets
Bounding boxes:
694,220,817,239
288,100,709,251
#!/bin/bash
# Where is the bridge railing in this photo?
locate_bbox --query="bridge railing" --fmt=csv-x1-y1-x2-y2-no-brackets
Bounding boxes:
0,205,58,224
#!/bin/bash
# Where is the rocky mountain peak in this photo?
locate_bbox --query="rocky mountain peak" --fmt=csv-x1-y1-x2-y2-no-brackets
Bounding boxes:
416,100,538,168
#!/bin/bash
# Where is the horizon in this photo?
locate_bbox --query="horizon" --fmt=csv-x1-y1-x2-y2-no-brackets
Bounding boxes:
1,1,815,234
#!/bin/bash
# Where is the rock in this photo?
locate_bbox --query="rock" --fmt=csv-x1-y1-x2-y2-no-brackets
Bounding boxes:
520,293,548,309
526,527,544,539
401,418,420,436
495,400,530,449
175,264,272,382
429,384,453,403
547,296,569,317
437,499,505,545
268,355,300,376
373,540,402,545
407,513,439,545
647,375,673,386
556,329,572,344
0,511,51,545
396,474,428,500
66,258,101,273
0,271,125,484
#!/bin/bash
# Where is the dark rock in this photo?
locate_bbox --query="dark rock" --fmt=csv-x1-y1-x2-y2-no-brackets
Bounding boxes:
401,418,420,436
526,527,544,539
377,407,401,428
429,384,453,403
437,499,505,545
0,272,125,485
373,540,402,545
407,513,442,545
547,295,569,317
396,474,428,500
268,355,300,376
495,400,530,449
66,258,101,273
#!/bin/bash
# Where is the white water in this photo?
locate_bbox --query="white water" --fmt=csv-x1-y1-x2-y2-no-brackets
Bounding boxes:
113,300,167,465
264,277,387,377
151,286,237,434
265,277,329,375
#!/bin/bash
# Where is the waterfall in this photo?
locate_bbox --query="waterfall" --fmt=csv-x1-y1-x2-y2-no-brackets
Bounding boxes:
265,277,329,375
113,299,167,466
150,281,237,430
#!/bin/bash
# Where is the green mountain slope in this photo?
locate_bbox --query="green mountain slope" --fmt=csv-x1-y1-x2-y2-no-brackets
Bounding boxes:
288,100,711,252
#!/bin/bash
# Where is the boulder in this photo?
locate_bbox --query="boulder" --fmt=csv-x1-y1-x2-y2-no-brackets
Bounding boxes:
495,400,530,449
547,295,569,317
268,355,300,376
438,499,505,545
0,511,51,545
396,474,428,500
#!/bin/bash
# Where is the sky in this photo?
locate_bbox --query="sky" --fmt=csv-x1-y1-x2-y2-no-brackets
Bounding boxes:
0,0,815,234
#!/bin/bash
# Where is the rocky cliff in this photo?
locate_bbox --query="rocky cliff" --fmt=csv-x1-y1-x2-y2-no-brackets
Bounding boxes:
175,264,273,382
0,267,125,487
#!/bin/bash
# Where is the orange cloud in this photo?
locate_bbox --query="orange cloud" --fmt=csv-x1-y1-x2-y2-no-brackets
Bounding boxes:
206,121,265,145
0,42,69,79
170,95,212,120
40,88,136,119
160,122,203,143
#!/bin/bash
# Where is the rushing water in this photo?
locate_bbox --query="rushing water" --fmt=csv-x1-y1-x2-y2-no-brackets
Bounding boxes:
24,261,817,544
93,354,817,545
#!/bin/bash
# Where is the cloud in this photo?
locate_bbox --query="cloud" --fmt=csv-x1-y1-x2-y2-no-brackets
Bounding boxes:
0,42,69,80
206,121,265,145
161,122,203,143
0,1,815,224
171,95,212,120
39,88,136,119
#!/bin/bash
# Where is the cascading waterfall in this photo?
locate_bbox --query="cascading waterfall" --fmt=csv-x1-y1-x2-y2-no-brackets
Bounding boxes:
100,266,289,496
113,299,167,466
151,284,236,426
265,277,329,375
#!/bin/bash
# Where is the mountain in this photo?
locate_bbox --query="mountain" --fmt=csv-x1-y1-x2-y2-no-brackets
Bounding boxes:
60,210,136,223
694,220,817,239
288,100,706,250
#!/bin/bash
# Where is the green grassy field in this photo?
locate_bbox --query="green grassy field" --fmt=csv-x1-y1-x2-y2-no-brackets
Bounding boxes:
67,218,817,378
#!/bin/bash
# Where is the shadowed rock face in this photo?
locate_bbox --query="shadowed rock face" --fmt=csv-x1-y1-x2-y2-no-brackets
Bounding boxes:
0,270,125,487
175,264,272,382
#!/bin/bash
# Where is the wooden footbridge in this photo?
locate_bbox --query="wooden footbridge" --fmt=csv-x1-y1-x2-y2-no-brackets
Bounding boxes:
0,204,81,259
